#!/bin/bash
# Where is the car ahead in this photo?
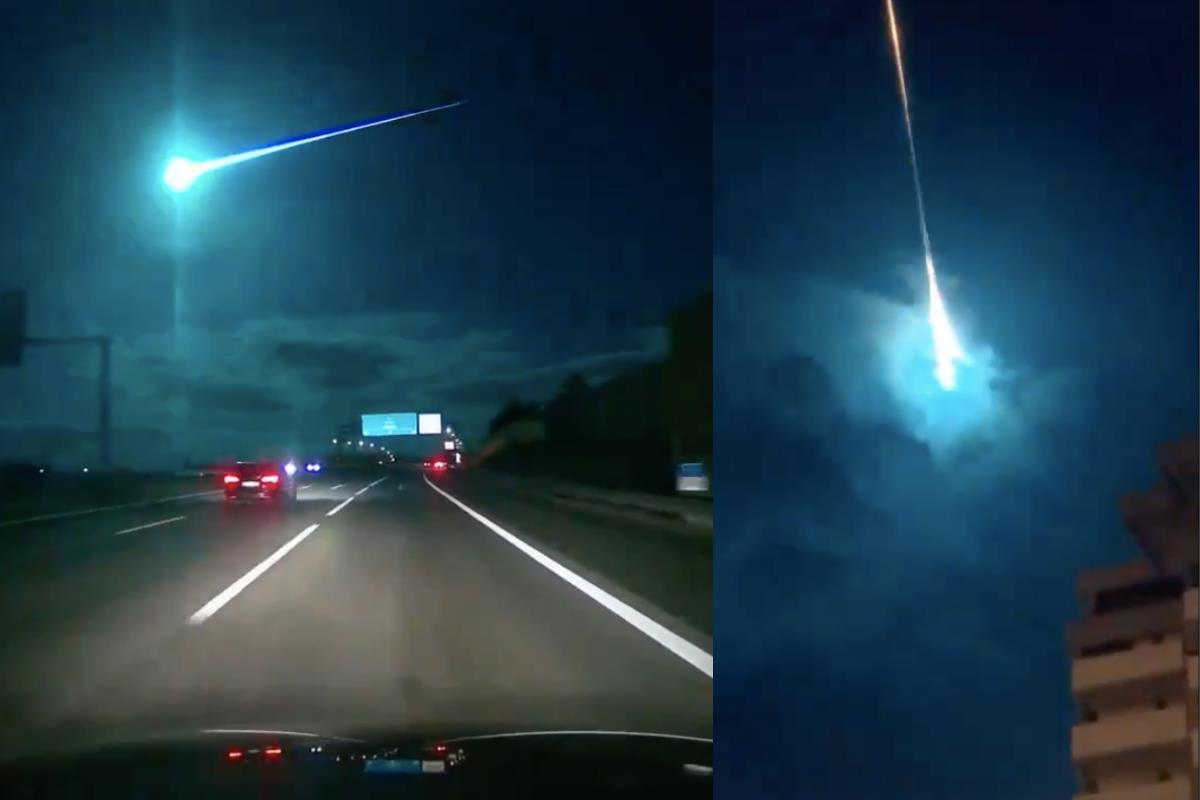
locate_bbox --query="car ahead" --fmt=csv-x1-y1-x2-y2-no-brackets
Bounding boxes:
425,457,448,475
223,461,298,504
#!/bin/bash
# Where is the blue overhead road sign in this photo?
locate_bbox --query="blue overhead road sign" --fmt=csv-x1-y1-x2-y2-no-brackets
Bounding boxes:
362,412,418,436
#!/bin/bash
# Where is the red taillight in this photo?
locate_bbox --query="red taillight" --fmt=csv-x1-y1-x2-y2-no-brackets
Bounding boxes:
264,746,282,758
261,474,279,484
223,475,240,485
227,749,244,761
434,744,447,754
434,462,446,471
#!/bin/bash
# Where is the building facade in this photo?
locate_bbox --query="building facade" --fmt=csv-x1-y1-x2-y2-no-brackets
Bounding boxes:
1068,437,1199,798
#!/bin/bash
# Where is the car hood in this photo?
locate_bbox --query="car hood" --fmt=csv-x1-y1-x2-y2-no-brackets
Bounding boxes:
0,724,713,795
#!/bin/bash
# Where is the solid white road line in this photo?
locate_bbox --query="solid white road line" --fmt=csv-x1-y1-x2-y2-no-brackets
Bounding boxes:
187,523,321,625
113,515,186,536
0,490,221,529
423,476,714,679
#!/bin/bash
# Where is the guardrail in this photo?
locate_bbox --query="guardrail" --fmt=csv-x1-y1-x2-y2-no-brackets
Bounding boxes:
0,471,214,523
471,470,712,531
544,483,712,529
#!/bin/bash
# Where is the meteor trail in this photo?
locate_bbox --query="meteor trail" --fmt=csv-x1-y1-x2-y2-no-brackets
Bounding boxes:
163,99,467,193
884,0,966,391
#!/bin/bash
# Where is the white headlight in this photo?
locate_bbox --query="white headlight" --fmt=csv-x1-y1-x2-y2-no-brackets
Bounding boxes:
284,462,297,476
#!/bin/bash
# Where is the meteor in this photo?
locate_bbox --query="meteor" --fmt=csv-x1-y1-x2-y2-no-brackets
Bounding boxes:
163,99,468,193
884,0,966,391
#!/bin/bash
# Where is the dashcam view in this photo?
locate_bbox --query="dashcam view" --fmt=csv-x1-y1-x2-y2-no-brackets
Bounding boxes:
0,3,711,795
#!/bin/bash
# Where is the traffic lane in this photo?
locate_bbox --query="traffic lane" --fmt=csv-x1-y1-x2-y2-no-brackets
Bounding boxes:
0,470,352,571
0,472,369,640
428,471,712,637
73,475,711,742
0,487,311,587
0,476,214,523
0,483,383,756
0,488,220,547
0,472,380,635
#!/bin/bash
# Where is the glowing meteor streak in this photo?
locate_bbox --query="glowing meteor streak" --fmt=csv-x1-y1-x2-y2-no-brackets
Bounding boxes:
884,0,966,390
163,99,468,193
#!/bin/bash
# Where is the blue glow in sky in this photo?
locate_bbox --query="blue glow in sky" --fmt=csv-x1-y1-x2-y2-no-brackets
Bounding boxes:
878,294,1000,456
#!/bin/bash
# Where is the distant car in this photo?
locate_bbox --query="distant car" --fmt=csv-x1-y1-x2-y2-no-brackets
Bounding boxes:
222,461,298,504
425,457,448,474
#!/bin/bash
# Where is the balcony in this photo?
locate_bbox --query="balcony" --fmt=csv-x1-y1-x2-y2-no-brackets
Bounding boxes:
1068,600,1184,658
1079,561,1158,601
1072,705,1190,764
1185,589,1197,654
1074,778,1192,800
1072,639,1184,704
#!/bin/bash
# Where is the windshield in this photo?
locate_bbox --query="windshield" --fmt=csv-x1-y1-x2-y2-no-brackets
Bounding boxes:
0,0,711,770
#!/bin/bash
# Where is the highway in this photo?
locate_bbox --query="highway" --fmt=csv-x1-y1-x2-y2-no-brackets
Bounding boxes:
0,469,712,759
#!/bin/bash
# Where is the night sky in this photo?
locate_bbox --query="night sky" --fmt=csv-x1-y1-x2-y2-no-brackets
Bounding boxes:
0,1,709,467
715,0,1195,798
4,0,1198,794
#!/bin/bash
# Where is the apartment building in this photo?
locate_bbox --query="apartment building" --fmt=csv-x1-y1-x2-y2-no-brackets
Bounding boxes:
1068,437,1199,799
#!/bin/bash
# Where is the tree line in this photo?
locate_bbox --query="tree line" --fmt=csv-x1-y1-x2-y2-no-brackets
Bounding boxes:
483,291,711,494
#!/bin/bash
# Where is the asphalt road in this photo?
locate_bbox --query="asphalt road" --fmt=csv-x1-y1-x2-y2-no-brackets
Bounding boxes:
0,469,711,759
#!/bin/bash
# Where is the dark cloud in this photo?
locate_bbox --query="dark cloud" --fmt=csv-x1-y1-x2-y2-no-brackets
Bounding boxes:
0,425,172,466
0,312,668,469
270,341,397,391
430,349,664,406
713,259,1177,796
185,380,291,416
0,1,710,470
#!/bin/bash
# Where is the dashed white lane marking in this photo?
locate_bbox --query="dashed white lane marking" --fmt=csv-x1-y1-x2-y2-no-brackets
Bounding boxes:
423,476,714,678
326,497,354,517
327,476,387,517
0,490,220,528
114,515,186,536
299,484,312,490
330,484,345,490
187,523,322,625
354,477,387,496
